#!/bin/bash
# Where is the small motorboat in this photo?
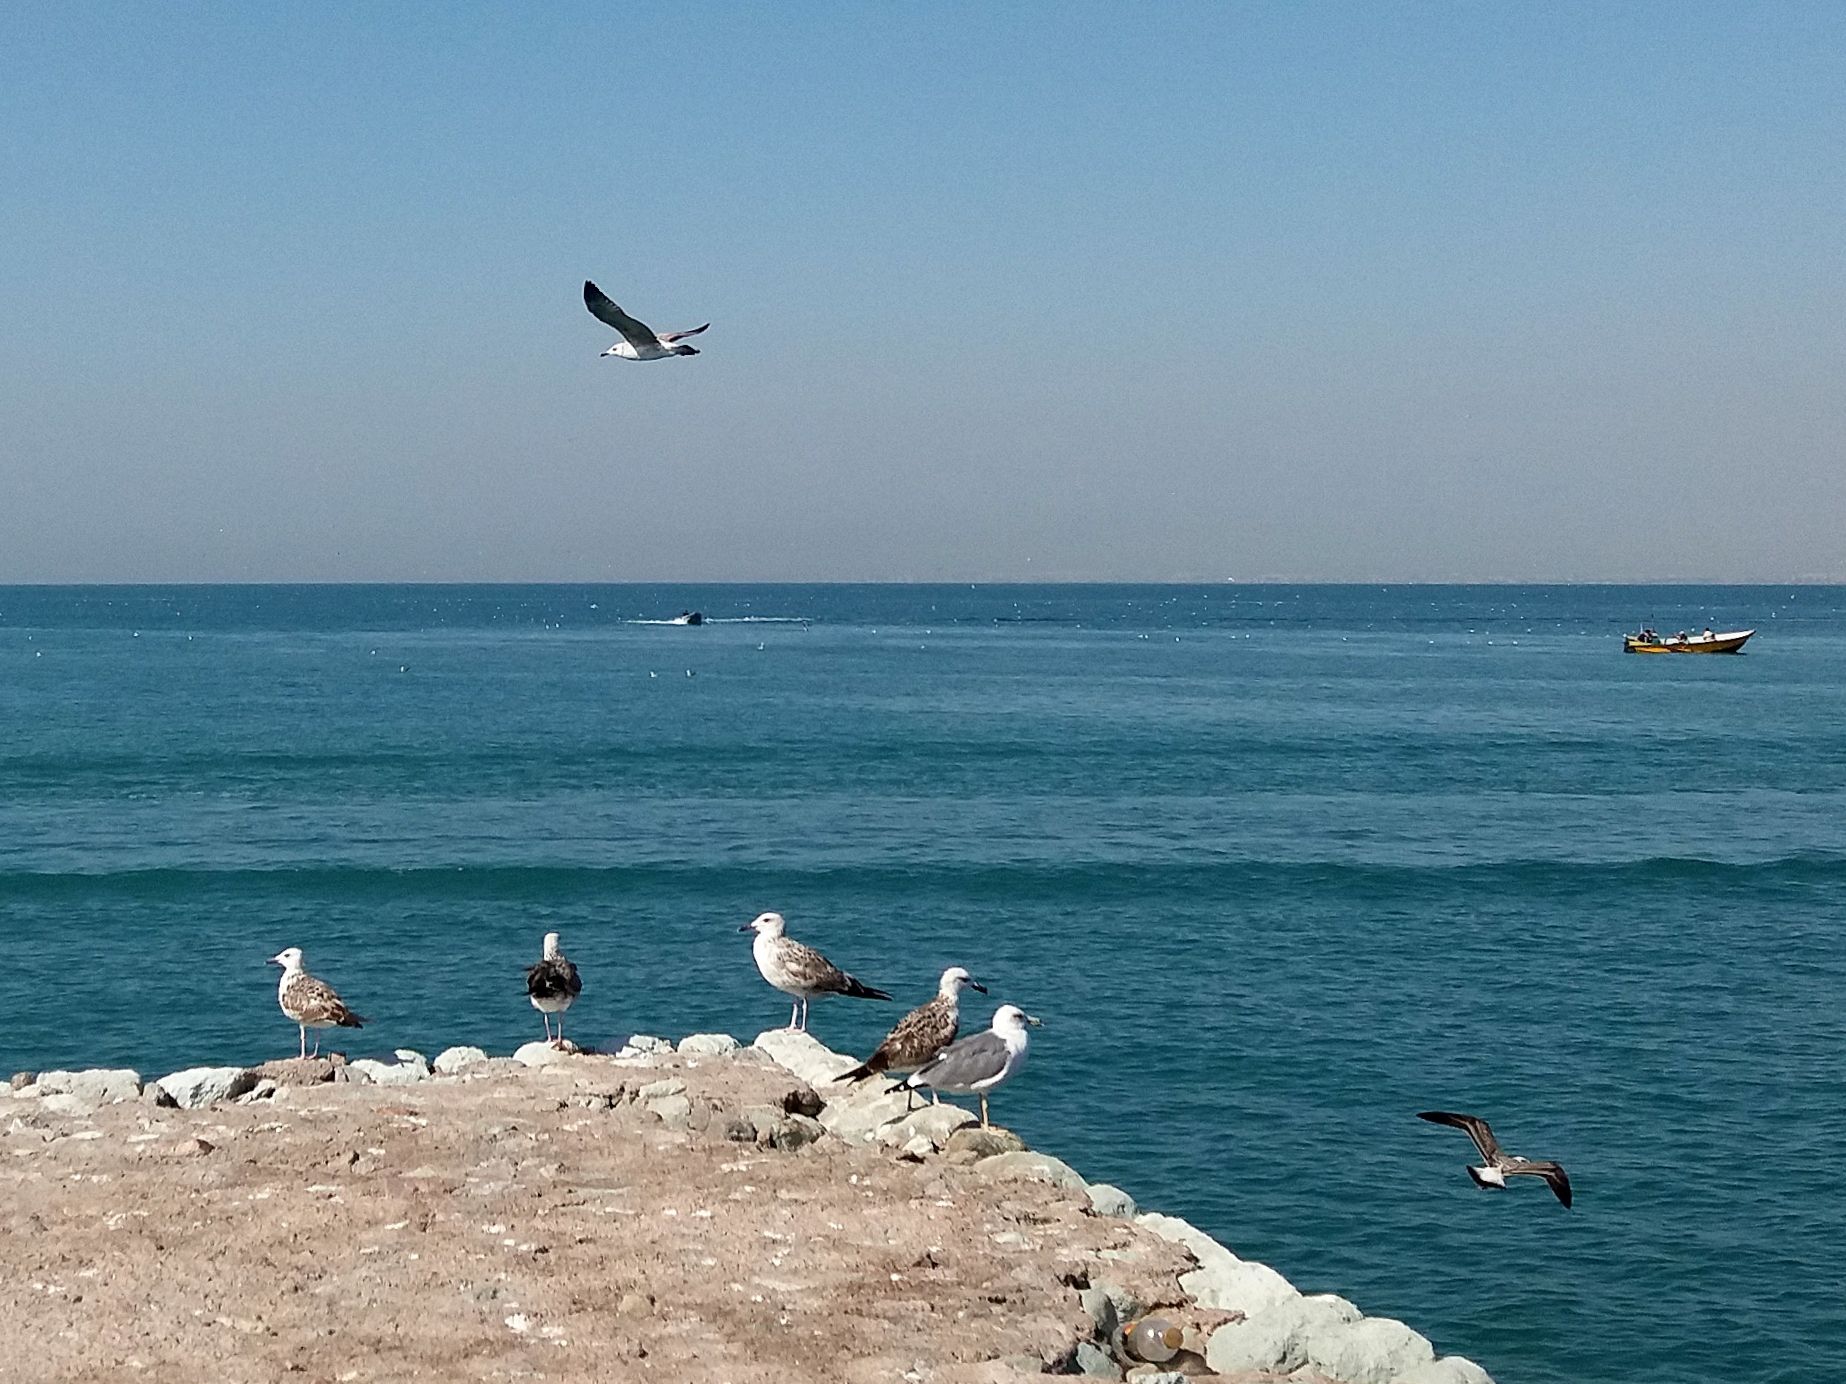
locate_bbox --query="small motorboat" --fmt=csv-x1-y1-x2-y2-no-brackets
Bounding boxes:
1623,627,1754,654
669,610,705,626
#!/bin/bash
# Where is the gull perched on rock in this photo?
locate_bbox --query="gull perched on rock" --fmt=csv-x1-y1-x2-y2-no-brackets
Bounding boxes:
739,911,891,1032
1417,1110,1573,1208
843,966,986,1104
268,947,365,1059
525,931,583,1048
584,280,708,360
902,1004,1040,1127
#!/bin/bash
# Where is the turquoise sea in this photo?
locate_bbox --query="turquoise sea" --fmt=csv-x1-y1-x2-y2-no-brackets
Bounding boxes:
2,583,1841,1383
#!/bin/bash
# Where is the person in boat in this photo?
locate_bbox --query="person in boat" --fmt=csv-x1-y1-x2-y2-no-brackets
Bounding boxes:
1640,627,1657,642
1702,628,1714,641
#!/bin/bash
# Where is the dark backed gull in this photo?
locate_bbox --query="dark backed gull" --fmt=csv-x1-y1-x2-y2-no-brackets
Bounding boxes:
1417,1110,1573,1208
901,1003,1040,1128
268,947,365,1059
525,931,583,1048
584,280,708,361
738,911,891,1032
843,966,986,1103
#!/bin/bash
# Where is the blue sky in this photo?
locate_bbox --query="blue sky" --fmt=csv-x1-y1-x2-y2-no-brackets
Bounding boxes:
2,3,1842,581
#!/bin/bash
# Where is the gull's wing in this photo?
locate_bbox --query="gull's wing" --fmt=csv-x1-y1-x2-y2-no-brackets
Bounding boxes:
659,323,710,344
526,956,582,1002
911,1029,1008,1092
1417,1110,1503,1163
778,938,891,1000
1506,1161,1572,1208
283,974,365,1028
864,995,956,1072
583,281,662,349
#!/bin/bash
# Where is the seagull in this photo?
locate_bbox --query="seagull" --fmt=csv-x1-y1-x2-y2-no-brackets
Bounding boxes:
901,1004,1040,1128
525,931,583,1048
268,947,365,1059
1417,1111,1573,1208
842,966,986,1103
584,280,708,360
739,911,891,1032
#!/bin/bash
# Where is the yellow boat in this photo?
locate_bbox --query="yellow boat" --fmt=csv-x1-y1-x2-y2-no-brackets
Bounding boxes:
1623,628,1754,654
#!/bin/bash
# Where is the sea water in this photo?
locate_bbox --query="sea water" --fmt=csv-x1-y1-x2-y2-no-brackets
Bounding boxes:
1,583,1841,1384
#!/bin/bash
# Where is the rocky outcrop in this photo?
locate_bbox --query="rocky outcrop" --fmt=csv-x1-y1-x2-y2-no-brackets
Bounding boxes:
155,1066,259,1109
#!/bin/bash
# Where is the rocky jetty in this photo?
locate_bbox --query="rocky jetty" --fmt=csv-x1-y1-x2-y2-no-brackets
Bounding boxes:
2,1035,1494,1383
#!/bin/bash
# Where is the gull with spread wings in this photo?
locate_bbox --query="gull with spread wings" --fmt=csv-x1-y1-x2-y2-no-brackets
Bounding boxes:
583,280,709,360
1417,1110,1573,1208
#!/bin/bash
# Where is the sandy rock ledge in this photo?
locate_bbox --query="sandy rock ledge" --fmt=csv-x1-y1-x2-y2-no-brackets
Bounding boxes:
0,1034,1494,1384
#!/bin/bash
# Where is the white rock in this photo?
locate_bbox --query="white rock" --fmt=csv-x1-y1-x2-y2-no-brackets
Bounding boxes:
676,1033,741,1056
513,1041,575,1067
1304,1316,1435,1384
433,1046,490,1075
817,1087,915,1143
36,1069,142,1105
753,1029,860,1087
1136,1212,1300,1317
348,1058,428,1086
977,1151,1089,1192
624,1035,674,1054
879,1103,977,1149
1393,1358,1495,1384
1205,1293,1360,1374
900,1134,936,1159
638,1078,687,1100
1086,1182,1137,1218
156,1066,259,1109
647,1094,692,1127
237,1078,280,1103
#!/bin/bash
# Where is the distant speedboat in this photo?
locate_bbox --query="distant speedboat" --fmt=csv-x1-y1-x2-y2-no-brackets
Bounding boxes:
1624,627,1753,654
669,610,705,626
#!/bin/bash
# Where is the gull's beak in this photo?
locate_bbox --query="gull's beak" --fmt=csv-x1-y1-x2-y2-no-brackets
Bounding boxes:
969,981,988,994
1024,1014,1043,1027
737,923,755,933
267,954,285,967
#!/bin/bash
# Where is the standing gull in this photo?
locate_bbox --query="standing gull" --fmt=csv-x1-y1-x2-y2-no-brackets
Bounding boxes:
902,1004,1040,1128
584,280,709,360
739,911,891,1032
1417,1111,1573,1208
268,947,365,1059
525,931,583,1048
842,966,986,1104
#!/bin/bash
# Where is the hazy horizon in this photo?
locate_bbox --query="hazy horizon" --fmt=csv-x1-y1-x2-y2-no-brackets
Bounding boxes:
3,5,1842,584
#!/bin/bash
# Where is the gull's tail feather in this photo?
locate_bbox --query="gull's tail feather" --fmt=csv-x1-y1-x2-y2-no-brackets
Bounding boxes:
839,976,892,1002
841,1061,878,1082
339,1012,366,1029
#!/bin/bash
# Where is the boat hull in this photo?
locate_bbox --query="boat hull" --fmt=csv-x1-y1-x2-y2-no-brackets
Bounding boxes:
1624,630,1754,654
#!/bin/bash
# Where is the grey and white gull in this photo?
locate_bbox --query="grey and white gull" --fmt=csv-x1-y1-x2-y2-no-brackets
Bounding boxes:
268,947,365,1059
584,280,708,360
842,965,986,1103
525,931,583,1048
901,1003,1040,1127
739,911,891,1032
1417,1110,1573,1208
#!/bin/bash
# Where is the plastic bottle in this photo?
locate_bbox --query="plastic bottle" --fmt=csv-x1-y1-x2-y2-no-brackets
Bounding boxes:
1125,1315,1182,1363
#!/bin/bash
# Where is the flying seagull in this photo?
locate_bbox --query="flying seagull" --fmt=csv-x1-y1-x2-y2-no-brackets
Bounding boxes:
525,931,583,1048
268,947,365,1059
902,1004,1040,1128
843,966,986,1103
1417,1111,1573,1208
739,911,891,1032
584,280,708,360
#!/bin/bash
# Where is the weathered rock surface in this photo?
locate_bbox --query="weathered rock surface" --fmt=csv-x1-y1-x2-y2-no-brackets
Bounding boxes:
753,1027,860,1087
977,1150,1089,1192
251,1056,341,1085
943,1126,1028,1160
432,1045,489,1075
348,1056,429,1085
155,1066,259,1109
35,1069,142,1105
1392,1356,1495,1384
1305,1316,1435,1384
676,1032,741,1056
512,1041,576,1067
1086,1182,1137,1218
1138,1211,1301,1317
880,1102,978,1149
1206,1292,1361,1373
